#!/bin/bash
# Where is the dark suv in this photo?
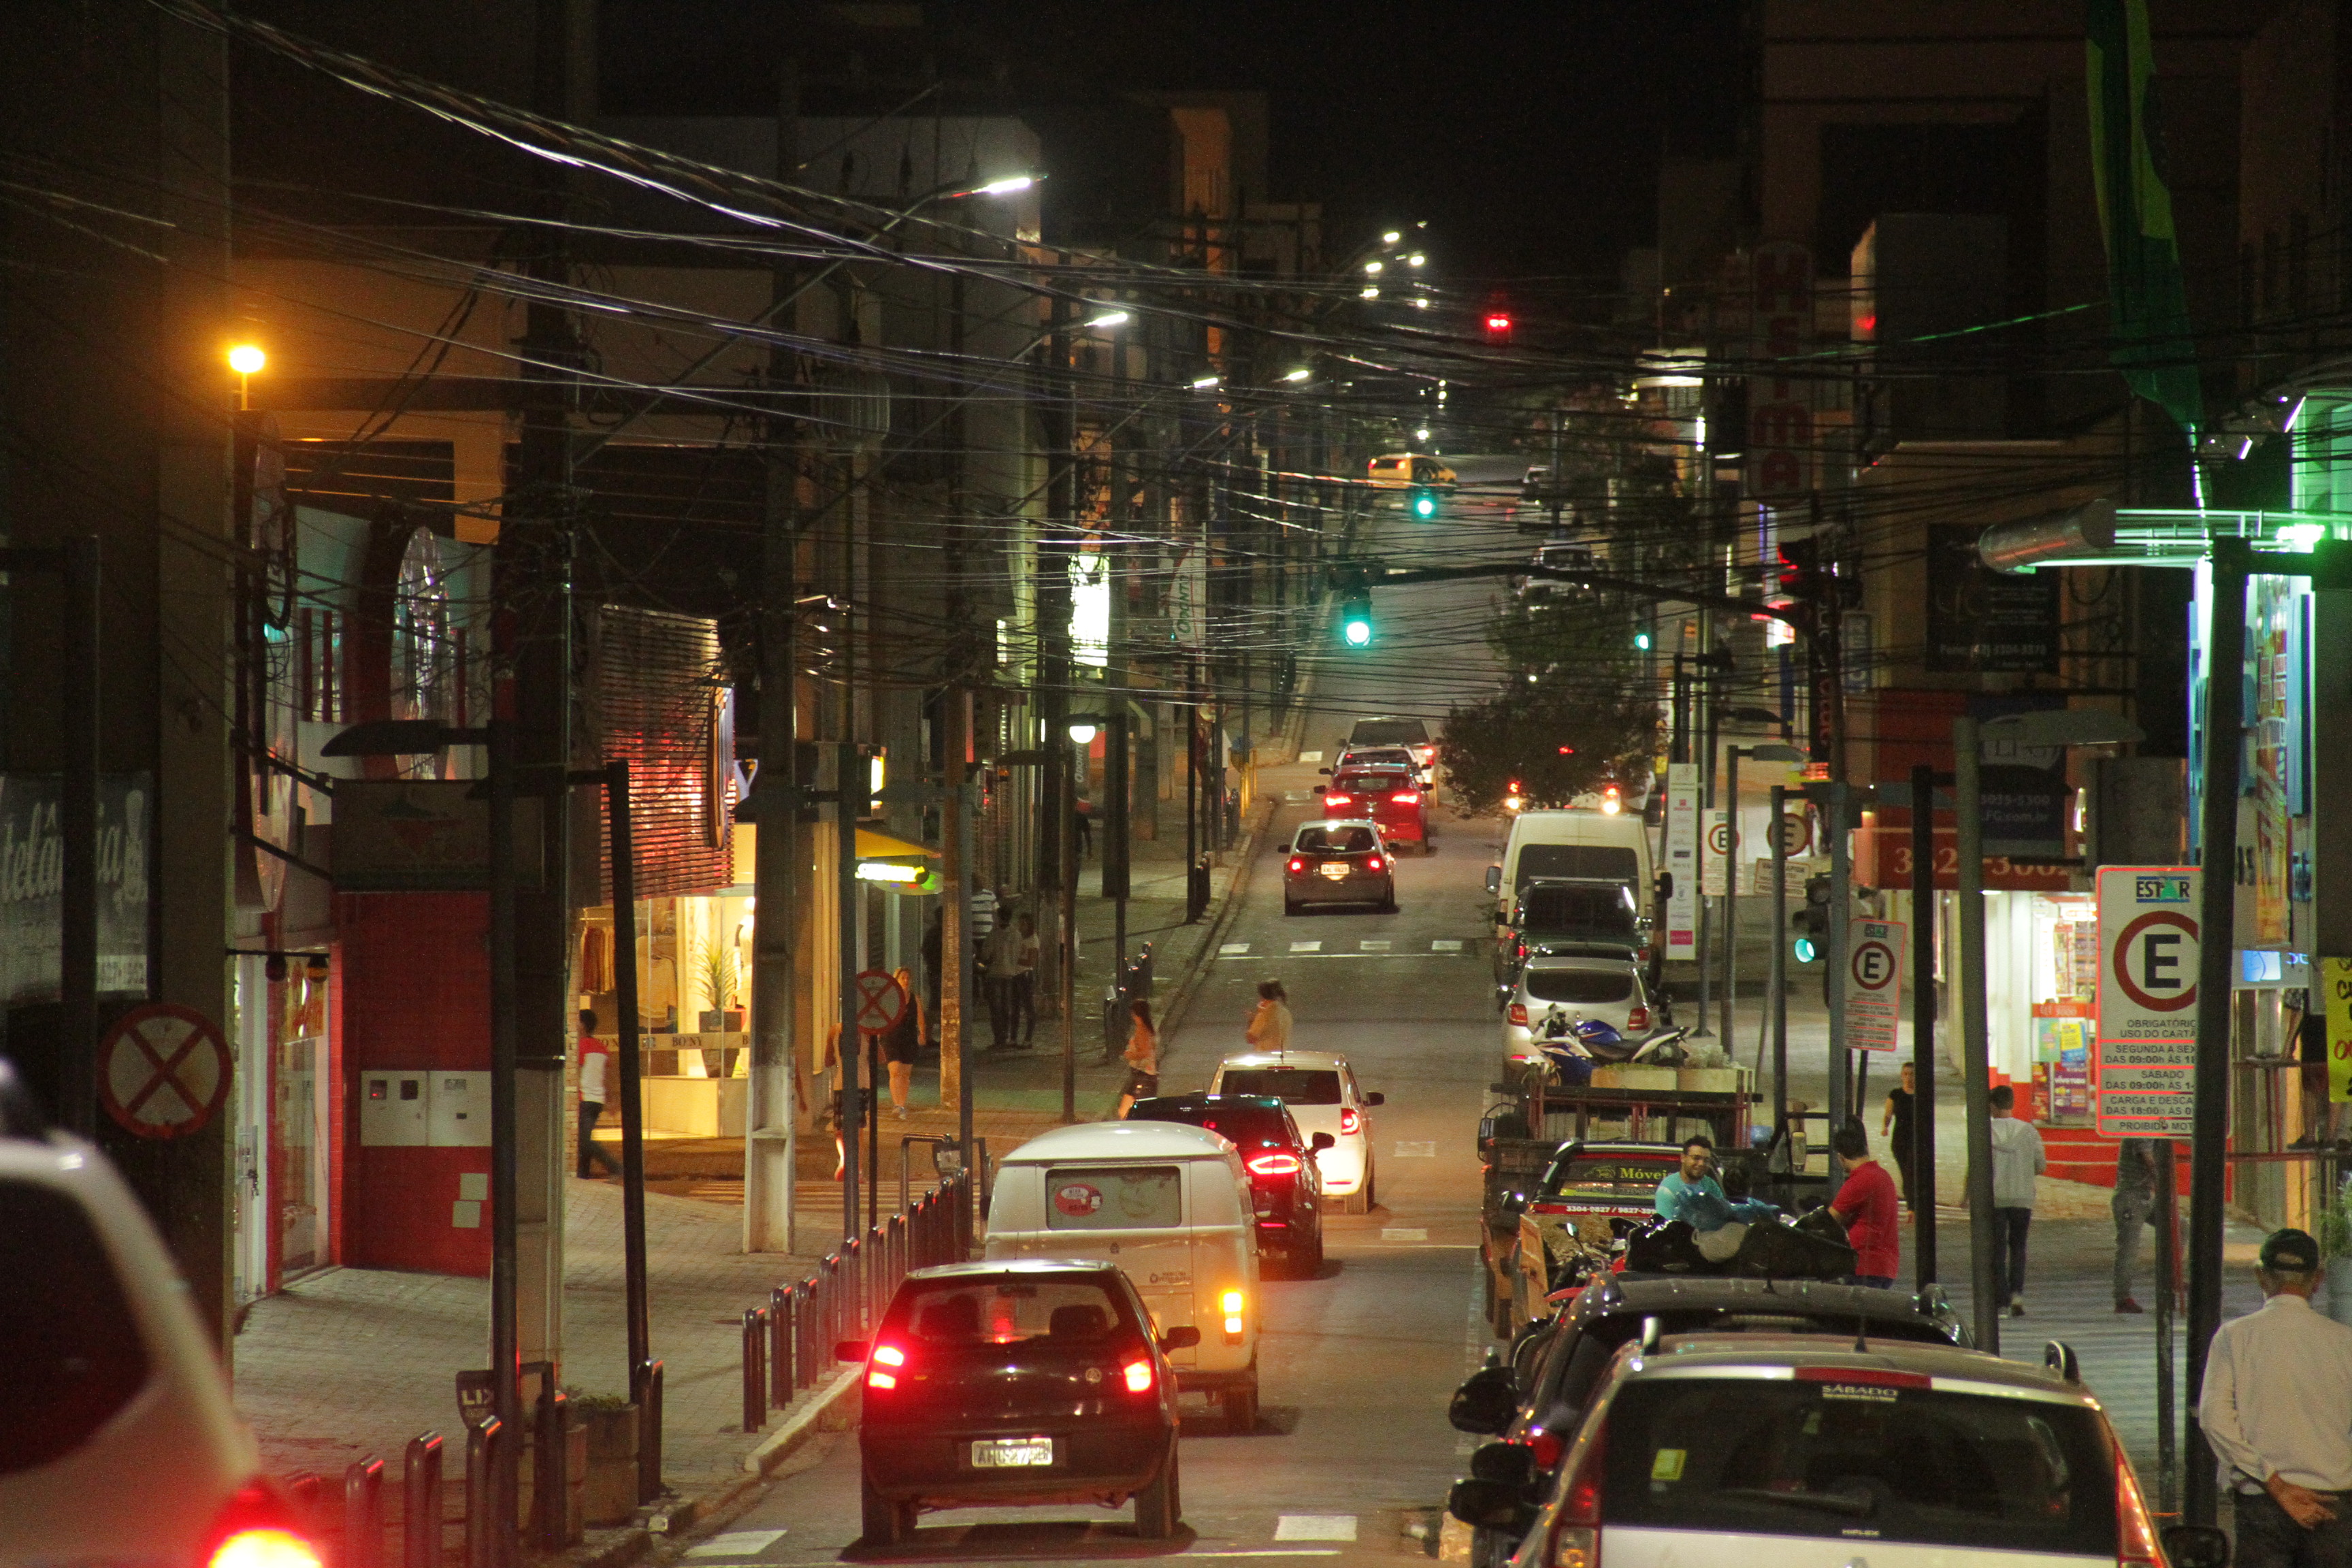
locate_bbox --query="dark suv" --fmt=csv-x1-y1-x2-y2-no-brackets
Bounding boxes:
1125,1093,1331,1276
841,1259,1198,1544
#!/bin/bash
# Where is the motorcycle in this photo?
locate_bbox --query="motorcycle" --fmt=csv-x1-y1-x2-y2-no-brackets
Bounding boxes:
1532,1007,1691,1071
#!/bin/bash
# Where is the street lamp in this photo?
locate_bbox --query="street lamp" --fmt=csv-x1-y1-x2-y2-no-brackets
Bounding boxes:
1718,740,1805,1088
1082,309,1130,331
1953,707,2142,1355
1282,367,1312,384
227,343,265,410
1190,375,1220,392
963,174,1036,197
1067,722,1099,745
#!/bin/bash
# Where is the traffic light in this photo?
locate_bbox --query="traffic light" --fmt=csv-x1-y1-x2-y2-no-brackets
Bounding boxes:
1790,872,1833,964
1339,584,1373,647
1632,628,1652,652
1599,783,1623,816
1409,486,1439,520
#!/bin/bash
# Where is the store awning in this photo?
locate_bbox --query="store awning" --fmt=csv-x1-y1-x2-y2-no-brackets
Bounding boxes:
855,828,935,862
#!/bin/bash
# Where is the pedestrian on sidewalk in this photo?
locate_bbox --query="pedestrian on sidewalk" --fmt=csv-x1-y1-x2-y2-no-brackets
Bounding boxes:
1116,1000,1160,1119
2112,1136,2159,1313
921,909,943,1051
1246,979,1292,1052
1978,1083,2046,1316
574,1009,621,1179
2198,1227,2352,1568
1829,1121,1899,1288
983,917,1022,1049
882,967,921,1120
1011,914,1040,1046
1880,1061,1918,1208
1074,796,1094,862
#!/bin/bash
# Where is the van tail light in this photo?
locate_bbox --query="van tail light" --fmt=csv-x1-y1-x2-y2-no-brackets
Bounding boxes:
1508,1003,1529,1027
205,1486,323,1568
1546,1425,1607,1568
1122,1357,1156,1394
1367,856,1384,872
1626,1006,1650,1032
1339,1107,1361,1135
2116,1453,2162,1568
1288,857,1306,875
1392,791,1420,804
1220,1289,1246,1337
1247,1152,1303,1177
1528,1428,1566,1471
867,1341,906,1390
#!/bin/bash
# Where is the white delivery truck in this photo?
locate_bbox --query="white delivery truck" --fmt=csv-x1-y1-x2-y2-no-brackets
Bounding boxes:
1486,808,1655,924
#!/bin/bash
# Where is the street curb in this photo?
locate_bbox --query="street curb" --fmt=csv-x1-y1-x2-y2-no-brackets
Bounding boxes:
742,1367,861,1475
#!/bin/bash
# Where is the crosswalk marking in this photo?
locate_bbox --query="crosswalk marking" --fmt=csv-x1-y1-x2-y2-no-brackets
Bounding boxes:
1431,938,1465,951
1274,1517,1358,1542
1221,943,1251,955
1396,1140,1437,1158
1289,940,1322,953
687,1532,787,1558
1359,939,1391,951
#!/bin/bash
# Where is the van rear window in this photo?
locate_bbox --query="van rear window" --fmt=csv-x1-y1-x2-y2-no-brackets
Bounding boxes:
1043,1165,1183,1230
0,1180,151,1475
1220,1068,1341,1105
1523,967,1635,1004
1598,1377,2118,1555
1516,843,1638,889
1349,719,1428,745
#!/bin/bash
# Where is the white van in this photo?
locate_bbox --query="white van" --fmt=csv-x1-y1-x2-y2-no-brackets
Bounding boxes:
985,1121,1265,1431
1487,808,1654,922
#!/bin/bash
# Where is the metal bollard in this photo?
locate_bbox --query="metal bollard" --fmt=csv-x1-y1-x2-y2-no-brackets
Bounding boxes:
769,1286,794,1405
402,1433,444,1568
344,1456,385,1568
534,1379,570,1552
742,1306,769,1431
823,1254,842,1350
636,1359,665,1505
463,1418,502,1568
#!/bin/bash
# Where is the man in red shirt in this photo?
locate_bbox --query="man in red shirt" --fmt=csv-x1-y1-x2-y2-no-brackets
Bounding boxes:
1830,1121,1900,1287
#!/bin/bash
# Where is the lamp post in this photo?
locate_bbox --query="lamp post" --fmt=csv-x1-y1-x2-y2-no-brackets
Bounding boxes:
1953,706,2144,1354
1718,738,1803,1062
227,343,265,411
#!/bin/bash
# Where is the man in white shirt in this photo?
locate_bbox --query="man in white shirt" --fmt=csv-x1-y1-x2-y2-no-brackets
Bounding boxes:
575,1009,620,1179
2200,1227,2352,1568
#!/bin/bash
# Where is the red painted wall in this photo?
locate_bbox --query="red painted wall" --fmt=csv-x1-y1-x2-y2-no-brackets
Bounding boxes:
336,891,494,1276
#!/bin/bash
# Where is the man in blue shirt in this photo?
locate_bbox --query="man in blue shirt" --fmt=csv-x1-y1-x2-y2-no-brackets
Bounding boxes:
1655,1134,1725,1218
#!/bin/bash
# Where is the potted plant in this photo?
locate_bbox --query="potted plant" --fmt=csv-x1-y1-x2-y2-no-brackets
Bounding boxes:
568,1388,639,1526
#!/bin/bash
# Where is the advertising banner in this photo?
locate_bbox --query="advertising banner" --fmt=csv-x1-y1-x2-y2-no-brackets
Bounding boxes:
1664,763,1699,956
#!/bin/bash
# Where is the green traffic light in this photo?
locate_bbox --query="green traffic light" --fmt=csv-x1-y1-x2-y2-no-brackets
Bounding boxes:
1343,617,1373,647
1412,491,1437,519
1792,936,1818,964
1633,630,1652,651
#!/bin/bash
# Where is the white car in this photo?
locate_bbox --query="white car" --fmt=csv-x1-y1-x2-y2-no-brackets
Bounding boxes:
0,1064,316,1567
1501,953,1653,1070
1208,1051,1384,1213
1469,1334,2215,1568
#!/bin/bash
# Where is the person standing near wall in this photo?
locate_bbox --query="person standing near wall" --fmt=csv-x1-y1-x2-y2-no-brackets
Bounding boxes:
881,966,921,1120
575,1009,620,1179
2112,1135,2158,1313
1880,1061,1918,1209
1011,913,1039,1047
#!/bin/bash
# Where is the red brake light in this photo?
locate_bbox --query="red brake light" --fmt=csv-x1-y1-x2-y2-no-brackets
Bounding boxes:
1339,1107,1361,1134
210,1531,323,1568
2117,1450,2162,1567
1366,856,1384,872
1247,1152,1302,1177
872,1343,905,1366
1529,1428,1565,1471
1288,857,1305,875
1122,1358,1156,1394
867,1341,906,1389
1324,793,1352,807
1392,791,1420,804
1508,1002,1529,1026
1626,1006,1649,1032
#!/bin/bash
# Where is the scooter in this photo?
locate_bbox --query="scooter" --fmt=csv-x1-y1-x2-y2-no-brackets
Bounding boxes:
1535,1007,1692,1069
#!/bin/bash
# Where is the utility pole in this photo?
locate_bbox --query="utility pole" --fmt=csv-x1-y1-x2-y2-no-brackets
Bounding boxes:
745,61,800,1254
1955,713,1999,1355
1910,763,1940,1291
1036,295,1077,1122
940,267,975,1170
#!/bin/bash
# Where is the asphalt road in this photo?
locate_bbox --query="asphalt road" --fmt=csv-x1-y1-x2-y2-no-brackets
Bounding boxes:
698,477,1529,1566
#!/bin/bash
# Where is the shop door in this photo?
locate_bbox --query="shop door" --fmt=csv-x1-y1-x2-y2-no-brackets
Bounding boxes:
276,1034,330,1275
231,958,270,1305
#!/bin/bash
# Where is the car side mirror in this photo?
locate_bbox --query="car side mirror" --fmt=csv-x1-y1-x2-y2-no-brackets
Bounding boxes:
2163,1527,2231,1568
1159,1325,1202,1351
1311,785,1326,795
1318,767,1333,776
1448,1363,1520,1435
1470,1439,1538,1489
1366,1092,1386,1107
1447,1477,1526,1531
1311,1131,1336,1151
835,1338,870,1362
1485,866,1503,894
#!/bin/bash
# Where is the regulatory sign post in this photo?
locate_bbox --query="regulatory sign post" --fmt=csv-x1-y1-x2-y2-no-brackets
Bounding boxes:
1847,917,1905,1054
1665,762,1700,959
853,968,909,1036
1701,810,1732,898
97,1003,232,1141
2095,866,2201,1137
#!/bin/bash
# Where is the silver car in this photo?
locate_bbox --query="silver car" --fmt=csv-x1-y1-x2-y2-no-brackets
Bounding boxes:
1283,819,1396,914
1501,953,1651,1069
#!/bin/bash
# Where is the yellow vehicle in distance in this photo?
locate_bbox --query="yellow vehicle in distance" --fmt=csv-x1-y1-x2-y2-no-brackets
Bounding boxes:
1365,452,1456,490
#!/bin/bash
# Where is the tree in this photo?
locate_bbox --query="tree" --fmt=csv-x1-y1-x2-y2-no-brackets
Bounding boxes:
1438,586,1660,814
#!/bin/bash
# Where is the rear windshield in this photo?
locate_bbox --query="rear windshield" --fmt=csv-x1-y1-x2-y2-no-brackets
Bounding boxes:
1043,1165,1183,1230
1599,1375,2118,1555
0,1179,152,1475
1333,774,1411,796
1518,844,1639,889
894,1276,1132,1345
1220,1068,1342,1106
1128,1101,1293,1149
1350,719,1428,745
1297,826,1378,854
1524,967,1636,1004
1542,1154,1678,1199
1521,885,1635,936
1345,749,1416,769
1369,458,1408,474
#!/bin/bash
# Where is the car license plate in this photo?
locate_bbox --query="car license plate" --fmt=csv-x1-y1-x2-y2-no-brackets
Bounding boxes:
970,1437,1055,1468
1320,862,1350,880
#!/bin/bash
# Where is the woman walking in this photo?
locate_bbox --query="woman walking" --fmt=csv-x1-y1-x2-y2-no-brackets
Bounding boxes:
881,966,921,1120
1117,1000,1160,1118
1245,979,1292,1053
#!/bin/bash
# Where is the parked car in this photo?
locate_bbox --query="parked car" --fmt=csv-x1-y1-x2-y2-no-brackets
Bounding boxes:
1514,540,1595,598
1448,1276,1974,1568
1492,876,1645,996
1316,764,1429,852
1284,819,1397,914
1500,953,1654,1068
1454,1333,2213,1568
1124,1093,1331,1277
1209,1050,1384,1213
983,1121,1264,1432
0,1063,318,1568
840,1258,1193,1544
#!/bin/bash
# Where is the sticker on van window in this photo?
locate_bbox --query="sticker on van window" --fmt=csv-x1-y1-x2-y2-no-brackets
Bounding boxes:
1054,1183,1105,1218
1045,1165,1184,1230
1816,1382,1901,1402
1650,1449,1686,1481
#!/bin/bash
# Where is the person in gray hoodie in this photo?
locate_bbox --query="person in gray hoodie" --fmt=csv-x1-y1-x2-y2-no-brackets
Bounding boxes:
1983,1083,2048,1315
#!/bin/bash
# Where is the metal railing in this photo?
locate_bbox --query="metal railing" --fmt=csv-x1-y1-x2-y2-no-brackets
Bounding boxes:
740,1171,972,1429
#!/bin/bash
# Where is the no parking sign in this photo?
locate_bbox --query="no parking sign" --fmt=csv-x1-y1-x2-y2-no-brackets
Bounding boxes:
2095,866,2200,1137
1846,918,1904,1053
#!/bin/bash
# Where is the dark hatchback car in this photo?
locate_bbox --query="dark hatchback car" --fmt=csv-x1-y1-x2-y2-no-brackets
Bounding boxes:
840,1259,1198,1544
1125,1093,1333,1276
1446,1275,1971,1568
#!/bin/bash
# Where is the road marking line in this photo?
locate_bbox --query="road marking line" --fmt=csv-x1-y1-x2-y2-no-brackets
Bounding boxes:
1220,951,1454,961
1220,943,1252,955
1289,941,1322,953
1359,939,1391,951
1432,938,1465,951
1382,1226,1430,1241
687,1531,787,1558
1182,1552,1343,1558
1396,1140,1437,1158
1299,751,1324,762
1275,1517,1358,1541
